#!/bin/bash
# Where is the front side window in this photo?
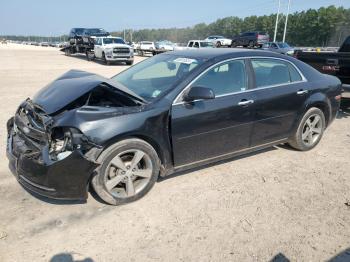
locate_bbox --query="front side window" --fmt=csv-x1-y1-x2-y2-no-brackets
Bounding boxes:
251,58,302,88
191,60,247,96
194,42,199,48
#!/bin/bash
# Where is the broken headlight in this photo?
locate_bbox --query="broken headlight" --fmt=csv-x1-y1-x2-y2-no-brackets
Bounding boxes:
49,127,86,161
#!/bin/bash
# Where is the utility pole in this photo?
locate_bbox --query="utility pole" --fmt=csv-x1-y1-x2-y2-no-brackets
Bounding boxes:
282,0,291,42
123,29,126,40
273,0,281,42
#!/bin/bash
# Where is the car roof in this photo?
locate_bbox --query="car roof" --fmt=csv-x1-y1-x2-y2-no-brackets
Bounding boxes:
168,48,290,60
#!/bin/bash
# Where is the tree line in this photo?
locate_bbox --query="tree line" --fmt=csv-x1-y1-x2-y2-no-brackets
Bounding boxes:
112,5,350,47
2,5,350,47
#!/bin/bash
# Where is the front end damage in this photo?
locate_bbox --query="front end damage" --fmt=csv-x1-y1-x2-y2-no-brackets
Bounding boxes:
6,70,145,200
6,100,100,200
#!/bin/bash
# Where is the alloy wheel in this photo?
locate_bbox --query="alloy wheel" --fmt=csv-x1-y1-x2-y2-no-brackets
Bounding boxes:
104,149,153,198
301,114,323,146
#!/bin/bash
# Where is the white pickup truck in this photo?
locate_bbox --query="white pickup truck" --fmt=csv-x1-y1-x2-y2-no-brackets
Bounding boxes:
93,37,134,65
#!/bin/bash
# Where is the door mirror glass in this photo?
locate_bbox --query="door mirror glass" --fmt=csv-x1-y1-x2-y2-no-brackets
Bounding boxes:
184,86,215,102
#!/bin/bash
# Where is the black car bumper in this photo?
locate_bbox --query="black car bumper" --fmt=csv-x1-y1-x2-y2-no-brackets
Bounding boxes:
7,118,98,201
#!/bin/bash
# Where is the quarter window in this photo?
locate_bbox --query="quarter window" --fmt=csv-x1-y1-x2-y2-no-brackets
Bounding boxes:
251,58,302,88
191,60,247,96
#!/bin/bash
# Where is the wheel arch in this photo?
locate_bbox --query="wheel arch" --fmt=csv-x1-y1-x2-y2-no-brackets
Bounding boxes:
98,134,168,169
303,93,332,127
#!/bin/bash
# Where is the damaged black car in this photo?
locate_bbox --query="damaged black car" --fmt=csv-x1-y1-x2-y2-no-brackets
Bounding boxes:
7,49,341,205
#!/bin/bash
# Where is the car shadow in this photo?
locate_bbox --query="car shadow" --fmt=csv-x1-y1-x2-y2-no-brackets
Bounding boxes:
50,253,94,262
337,107,350,119
159,146,278,183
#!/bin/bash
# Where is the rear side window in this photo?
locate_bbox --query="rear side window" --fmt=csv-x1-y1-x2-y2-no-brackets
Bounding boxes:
251,59,302,88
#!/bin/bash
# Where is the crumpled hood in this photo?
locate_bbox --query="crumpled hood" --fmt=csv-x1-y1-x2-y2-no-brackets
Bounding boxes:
32,69,144,115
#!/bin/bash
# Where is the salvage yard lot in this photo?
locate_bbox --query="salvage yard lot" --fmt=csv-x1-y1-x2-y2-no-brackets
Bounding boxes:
0,44,349,261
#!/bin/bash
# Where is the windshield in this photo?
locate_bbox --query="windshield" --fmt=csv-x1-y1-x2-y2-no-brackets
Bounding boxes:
277,42,290,48
112,54,204,101
200,42,214,48
103,38,125,44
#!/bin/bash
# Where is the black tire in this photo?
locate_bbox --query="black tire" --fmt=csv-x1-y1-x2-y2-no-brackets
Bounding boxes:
91,138,160,205
216,41,221,48
288,107,326,151
102,52,110,65
248,41,254,48
126,60,134,65
230,41,236,48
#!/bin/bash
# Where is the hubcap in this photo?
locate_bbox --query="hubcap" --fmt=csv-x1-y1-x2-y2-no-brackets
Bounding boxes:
302,114,323,146
104,149,153,198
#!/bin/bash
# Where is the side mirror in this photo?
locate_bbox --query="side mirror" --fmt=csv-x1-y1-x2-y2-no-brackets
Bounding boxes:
183,86,215,102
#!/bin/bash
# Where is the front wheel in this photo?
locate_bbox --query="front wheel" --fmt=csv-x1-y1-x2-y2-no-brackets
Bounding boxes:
91,138,160,205
102,52,110,65
126,60,134,65
288,107,326,151
216,41,221,48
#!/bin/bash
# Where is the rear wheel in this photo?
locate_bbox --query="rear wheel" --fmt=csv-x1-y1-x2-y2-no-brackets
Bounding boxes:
248,41,254,48
216,41,221,47
288,107,325,151
92,138,160,205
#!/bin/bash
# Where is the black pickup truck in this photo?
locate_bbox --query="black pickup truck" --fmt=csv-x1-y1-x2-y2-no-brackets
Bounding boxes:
295,36,350,106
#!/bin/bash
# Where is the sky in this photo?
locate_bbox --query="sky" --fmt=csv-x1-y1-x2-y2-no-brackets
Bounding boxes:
0,0,349,36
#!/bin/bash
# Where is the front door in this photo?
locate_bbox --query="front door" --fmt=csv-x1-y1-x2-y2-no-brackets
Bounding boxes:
171,59,256,167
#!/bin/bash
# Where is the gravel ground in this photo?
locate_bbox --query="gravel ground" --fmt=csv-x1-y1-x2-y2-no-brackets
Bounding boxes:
0,44,349,262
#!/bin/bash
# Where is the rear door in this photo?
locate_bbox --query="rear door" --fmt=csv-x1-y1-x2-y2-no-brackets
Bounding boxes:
171,59,256,167
248,58,309,146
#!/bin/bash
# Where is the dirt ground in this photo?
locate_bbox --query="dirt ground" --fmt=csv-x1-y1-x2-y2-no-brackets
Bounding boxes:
0,44,349,262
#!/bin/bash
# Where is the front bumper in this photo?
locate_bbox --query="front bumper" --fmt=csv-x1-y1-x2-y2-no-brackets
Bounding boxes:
6,117,98,200
105,55,134,62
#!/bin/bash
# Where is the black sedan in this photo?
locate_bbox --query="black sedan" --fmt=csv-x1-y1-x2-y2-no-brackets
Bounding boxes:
6,49,342,205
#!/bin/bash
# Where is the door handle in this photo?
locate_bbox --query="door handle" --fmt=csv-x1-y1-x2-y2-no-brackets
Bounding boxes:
238,100,254,106
296,90,308,95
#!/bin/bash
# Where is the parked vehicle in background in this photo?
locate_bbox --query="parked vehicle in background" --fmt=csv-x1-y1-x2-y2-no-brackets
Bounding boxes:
93,37,134,65
40,42,49,47
262,42,295,55
179,40,215,50
6,49,341,205
136,41,156,56
1,39,7,44
155,40,175,51
294,36,350,106
63,28,111,56
205,35,232,47
231,32,269,48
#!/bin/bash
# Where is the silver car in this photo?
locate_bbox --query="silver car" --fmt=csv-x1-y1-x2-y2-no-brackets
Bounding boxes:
262,42,294,55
